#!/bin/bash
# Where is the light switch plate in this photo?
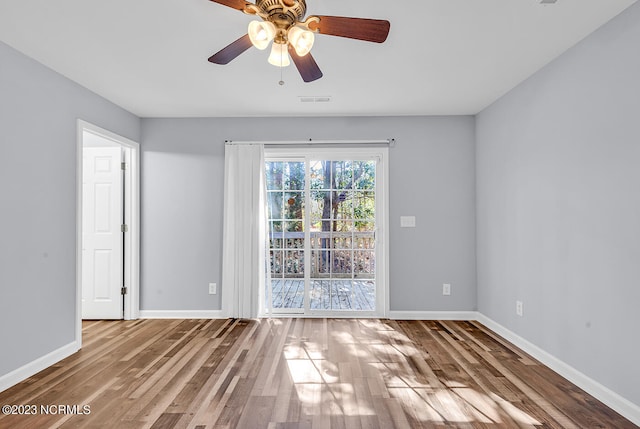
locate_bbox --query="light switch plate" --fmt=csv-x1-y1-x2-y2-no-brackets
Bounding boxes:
400,216,416,228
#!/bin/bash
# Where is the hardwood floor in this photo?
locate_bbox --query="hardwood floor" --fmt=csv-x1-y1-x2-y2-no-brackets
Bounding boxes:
0,319,636,428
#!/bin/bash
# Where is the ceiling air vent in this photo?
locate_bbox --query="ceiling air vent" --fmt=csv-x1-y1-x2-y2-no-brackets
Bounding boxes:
540,0,557,4
299,96,332,103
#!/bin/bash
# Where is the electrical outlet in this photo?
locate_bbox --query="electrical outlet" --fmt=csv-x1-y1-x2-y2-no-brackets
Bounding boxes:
516,300,523,317
442,283,451,296
209,283,217,295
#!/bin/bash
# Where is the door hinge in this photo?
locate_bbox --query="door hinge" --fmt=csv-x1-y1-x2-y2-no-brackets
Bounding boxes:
121,287,128,295
121,162,127,170
121,224,128,233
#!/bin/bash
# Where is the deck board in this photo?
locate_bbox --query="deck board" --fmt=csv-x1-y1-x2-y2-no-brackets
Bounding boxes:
271,279,375,311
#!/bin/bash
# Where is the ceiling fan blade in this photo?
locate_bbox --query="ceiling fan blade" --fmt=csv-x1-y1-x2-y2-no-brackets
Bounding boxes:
288,44,323,83
208,0,252,12
208,34,253,65
308,16,390,43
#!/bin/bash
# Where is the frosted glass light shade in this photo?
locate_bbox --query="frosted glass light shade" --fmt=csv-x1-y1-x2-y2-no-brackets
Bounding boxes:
288,26,315,56
268,42,290,67
248,20,276,50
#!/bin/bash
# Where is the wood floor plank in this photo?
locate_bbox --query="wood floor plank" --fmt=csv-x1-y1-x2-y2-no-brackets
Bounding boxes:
0,319,637,429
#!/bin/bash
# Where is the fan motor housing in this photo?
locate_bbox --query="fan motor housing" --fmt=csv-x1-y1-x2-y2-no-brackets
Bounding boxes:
256,0,306,24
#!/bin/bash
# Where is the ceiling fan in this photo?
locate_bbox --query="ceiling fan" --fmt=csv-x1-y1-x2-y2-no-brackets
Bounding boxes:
207,0,391,82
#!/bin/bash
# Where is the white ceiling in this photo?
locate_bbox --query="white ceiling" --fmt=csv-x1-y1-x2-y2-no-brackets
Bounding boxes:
0,0,636,118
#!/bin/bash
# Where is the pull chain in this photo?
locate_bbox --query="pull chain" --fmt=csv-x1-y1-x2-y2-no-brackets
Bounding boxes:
279,44,285,86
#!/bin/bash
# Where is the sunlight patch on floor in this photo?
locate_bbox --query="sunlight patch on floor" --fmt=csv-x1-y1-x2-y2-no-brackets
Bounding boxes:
281,321,544,426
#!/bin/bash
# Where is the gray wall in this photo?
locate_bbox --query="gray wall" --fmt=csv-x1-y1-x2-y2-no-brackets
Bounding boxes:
0,42,140,378
476,3,640,406
140,116,476,312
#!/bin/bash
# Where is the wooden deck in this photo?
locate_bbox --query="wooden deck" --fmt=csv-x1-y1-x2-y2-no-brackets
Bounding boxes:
270,279,375,311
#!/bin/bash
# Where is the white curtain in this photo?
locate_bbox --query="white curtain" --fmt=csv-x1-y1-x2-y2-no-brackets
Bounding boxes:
221,144,266,318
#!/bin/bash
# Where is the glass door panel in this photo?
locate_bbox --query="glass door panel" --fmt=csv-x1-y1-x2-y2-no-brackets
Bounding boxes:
309,160,376,311
266,161,305,312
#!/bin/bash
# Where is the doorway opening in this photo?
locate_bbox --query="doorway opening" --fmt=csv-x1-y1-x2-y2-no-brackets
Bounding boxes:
261,147,389,318
76,121,140,339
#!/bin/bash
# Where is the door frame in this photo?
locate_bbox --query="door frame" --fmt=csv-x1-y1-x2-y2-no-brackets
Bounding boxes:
262,146,390,318
75,120,140,342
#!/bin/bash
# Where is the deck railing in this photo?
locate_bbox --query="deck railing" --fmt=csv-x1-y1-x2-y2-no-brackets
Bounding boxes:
269,231,376,278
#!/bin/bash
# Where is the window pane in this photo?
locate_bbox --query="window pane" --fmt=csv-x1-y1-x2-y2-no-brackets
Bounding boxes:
353,191,375,220
284,191,304,220
284,162,305,190
355,220,375,232
354,234,375,249
270,250,283,275
333,161,352,190
331,250,353,275
311,249,330,276
310,190,330,224
271,279,284,308
266,162,284,190
332,281,352,310
354,280,375,311
284,250,304,277
334,190,353,220
285,220,303,232
354,161,375,190
333,220,353,233
285,234,304,249
332,233,352,249
270,231,283,249
270,220,283,233
310,160,330,190
267,192,283,220
354,250,375,276
310,232,330,249
310,280,330,310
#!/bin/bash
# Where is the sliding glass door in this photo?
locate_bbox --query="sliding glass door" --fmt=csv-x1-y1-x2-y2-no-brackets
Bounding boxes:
264,148,387,317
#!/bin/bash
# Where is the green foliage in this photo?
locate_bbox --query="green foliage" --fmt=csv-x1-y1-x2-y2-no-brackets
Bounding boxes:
267,160,376,232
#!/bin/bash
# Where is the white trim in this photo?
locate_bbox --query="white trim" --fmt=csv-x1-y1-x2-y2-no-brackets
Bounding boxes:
76,120,141,349
476,314,640,426
380,147,390,318
388,311,480,320
0,341,79,393
139,310,227,319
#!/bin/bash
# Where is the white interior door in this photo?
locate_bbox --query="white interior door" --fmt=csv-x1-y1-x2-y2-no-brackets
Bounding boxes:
82,146,123,319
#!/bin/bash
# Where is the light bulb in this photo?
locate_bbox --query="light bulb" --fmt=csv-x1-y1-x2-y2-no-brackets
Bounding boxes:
268,42,290,67
248,20,276,50
288,26,315,56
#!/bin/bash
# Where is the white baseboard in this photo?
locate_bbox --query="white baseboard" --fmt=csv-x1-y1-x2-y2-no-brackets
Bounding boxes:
388,310,479,320
0,341,79,393
139,310,227,319
476,314,640,426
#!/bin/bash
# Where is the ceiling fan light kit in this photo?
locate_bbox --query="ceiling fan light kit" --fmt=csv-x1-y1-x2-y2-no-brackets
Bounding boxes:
268,42,291,67
207,0,390,82
248,20,276,50
288,26,315,57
